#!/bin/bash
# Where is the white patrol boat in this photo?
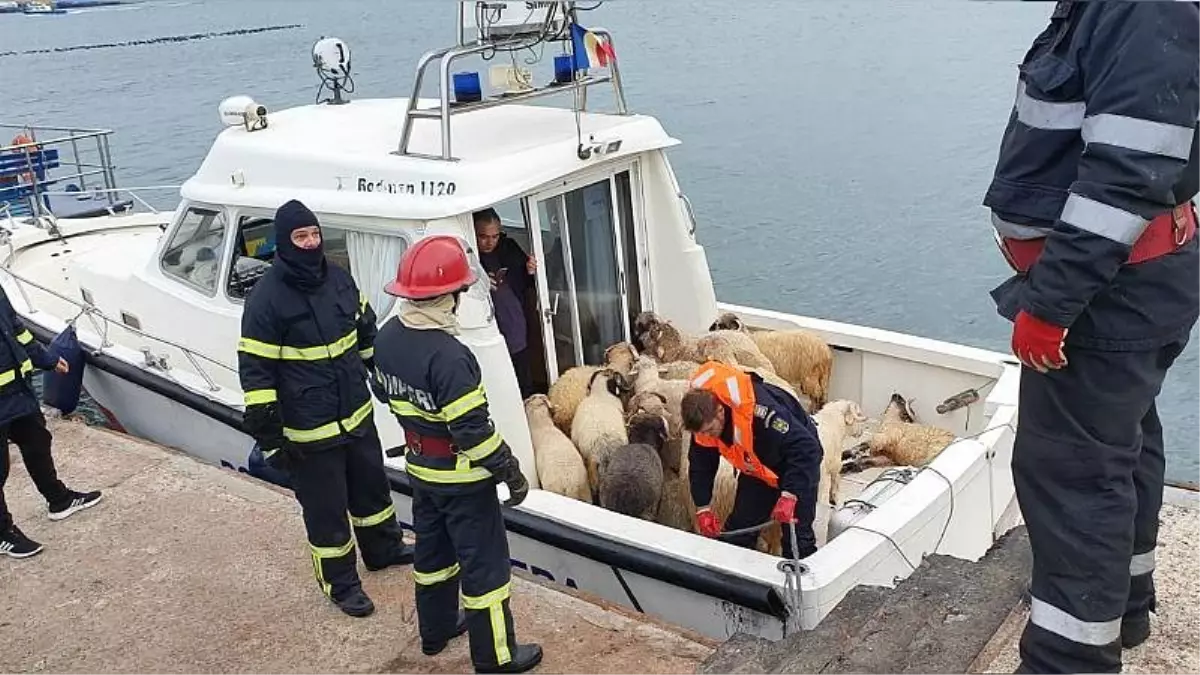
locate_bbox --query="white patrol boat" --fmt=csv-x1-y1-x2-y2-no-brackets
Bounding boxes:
0,1,1022,642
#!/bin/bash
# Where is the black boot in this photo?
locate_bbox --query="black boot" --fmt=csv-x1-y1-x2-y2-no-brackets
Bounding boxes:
475,643,543,674
1121,612,1151,648
422,611,469,656
365,541,416,572
334,588,375,618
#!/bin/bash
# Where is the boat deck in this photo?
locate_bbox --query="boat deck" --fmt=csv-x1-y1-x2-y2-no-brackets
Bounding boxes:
0,417,715,674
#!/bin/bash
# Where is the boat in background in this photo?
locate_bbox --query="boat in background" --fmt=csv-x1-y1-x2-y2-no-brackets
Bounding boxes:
1,1,1021,643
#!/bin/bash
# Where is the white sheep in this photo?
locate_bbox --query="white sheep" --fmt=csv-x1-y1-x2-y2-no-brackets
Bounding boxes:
842,393,956,472
810,399,869,507
523,395,591,503
570,369,630,497
710,311,834,411
598,413,668,521
544,342,640,433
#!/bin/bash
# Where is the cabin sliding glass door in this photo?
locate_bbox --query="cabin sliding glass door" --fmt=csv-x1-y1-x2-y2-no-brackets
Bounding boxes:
528,166,643,382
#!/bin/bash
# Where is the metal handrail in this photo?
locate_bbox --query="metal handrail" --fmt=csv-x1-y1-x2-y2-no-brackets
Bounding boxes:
0,263,235,394
33,185,181,215
395,25,628,160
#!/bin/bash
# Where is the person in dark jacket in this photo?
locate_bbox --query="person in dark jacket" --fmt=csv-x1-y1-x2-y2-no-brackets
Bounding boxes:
236,199,413,617
373,234,542,674
473,208,538,399
983,3,1198,672
1,287,102,559
680,361,823,559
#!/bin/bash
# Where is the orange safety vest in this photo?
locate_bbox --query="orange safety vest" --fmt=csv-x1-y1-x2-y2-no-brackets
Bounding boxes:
689,361,779,489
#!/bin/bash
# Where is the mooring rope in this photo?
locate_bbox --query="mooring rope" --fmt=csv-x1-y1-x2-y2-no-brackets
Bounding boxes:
0,24,303,58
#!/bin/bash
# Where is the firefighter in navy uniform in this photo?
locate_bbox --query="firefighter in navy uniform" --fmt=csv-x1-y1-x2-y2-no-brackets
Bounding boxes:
372,235,542,674
237,199,413,618
680,361,825,559
983,3,1199,672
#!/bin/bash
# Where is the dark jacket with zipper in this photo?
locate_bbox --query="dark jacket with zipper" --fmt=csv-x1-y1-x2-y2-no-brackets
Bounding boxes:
984,1,1200,351
236,200,377,452
0,287,58,426
371,315,520,495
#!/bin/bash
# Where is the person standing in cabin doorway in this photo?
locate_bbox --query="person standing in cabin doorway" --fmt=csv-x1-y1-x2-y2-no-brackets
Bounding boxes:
983,2,1198,672
0,286,102,560
236,199,414,617
373,235,542,674
473,208,538,399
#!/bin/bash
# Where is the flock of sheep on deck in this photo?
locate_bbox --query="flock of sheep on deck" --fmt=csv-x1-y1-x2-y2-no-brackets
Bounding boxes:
522,310,957,556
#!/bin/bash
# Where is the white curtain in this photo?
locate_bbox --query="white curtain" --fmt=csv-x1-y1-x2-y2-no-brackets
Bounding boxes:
345,230,408,322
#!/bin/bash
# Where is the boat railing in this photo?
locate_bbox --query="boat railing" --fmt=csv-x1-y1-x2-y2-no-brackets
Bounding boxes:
0,263,236,394
396,3,627,160
1,123,125,221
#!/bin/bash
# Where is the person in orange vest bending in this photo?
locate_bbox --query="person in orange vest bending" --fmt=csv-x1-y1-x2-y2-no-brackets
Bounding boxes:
680,361,824,558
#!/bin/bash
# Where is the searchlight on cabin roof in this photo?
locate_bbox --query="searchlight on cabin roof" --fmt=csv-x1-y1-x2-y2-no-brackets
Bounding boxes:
218,95,268,132
312,36,353,105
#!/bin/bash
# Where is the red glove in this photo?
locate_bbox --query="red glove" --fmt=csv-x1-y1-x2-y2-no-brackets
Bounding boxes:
1012,310,1068,373
771,492,798,524
696,509,722,538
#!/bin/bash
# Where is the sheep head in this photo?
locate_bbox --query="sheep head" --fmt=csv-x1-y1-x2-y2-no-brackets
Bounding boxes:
642,321,687,361
882,393,916,424
817,399,869,435
627,411,670,452
708,312,746,332
587,368,622,398
603,341,639,374
626,390,669,420
632,311,662,353
524,394,555,420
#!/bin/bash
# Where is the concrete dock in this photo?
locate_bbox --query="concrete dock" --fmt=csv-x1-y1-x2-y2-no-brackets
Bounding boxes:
0,417,715,674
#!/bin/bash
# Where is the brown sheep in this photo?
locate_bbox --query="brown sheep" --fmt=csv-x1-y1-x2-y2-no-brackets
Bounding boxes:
709,311,834,411
842,393,956,472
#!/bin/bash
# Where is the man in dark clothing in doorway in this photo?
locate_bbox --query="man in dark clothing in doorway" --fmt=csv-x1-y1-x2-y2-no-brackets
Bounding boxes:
473,208,538,399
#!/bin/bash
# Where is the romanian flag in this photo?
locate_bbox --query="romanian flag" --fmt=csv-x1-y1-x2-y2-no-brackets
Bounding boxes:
570,22,615,70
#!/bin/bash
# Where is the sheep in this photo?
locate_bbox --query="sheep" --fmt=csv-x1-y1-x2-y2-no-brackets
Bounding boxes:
709,311,834,411
696,330,777,374
626,391,683,467
523,395,591,503
841,393,957,472
597,413,668,521
658,360,701,380
639,317,703,363
570,369,630,497
545,344,638,433
810,399,870,507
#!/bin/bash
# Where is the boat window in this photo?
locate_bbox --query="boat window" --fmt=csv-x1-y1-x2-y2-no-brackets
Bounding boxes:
161,206,228,295
226,213,409,321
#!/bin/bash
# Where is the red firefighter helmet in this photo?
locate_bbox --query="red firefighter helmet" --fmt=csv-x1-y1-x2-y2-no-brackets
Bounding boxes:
385,235,478,299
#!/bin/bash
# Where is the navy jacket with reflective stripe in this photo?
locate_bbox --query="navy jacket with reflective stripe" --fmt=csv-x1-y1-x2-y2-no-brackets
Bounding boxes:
236,263,377,450
0,287,58,426
687,375,822,508
372,316,515,493
984,1,1200,350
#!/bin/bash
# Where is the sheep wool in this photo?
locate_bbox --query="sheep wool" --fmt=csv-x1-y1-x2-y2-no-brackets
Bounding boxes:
523,395,591,503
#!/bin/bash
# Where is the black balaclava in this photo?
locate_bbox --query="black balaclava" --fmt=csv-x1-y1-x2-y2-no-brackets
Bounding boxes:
273,199,327,291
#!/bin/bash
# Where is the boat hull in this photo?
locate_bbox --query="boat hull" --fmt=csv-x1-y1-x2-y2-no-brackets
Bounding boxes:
26,320,789,641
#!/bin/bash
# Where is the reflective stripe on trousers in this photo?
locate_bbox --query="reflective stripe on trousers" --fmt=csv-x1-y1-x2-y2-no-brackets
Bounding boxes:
310,539,355,597
463,583,513,666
